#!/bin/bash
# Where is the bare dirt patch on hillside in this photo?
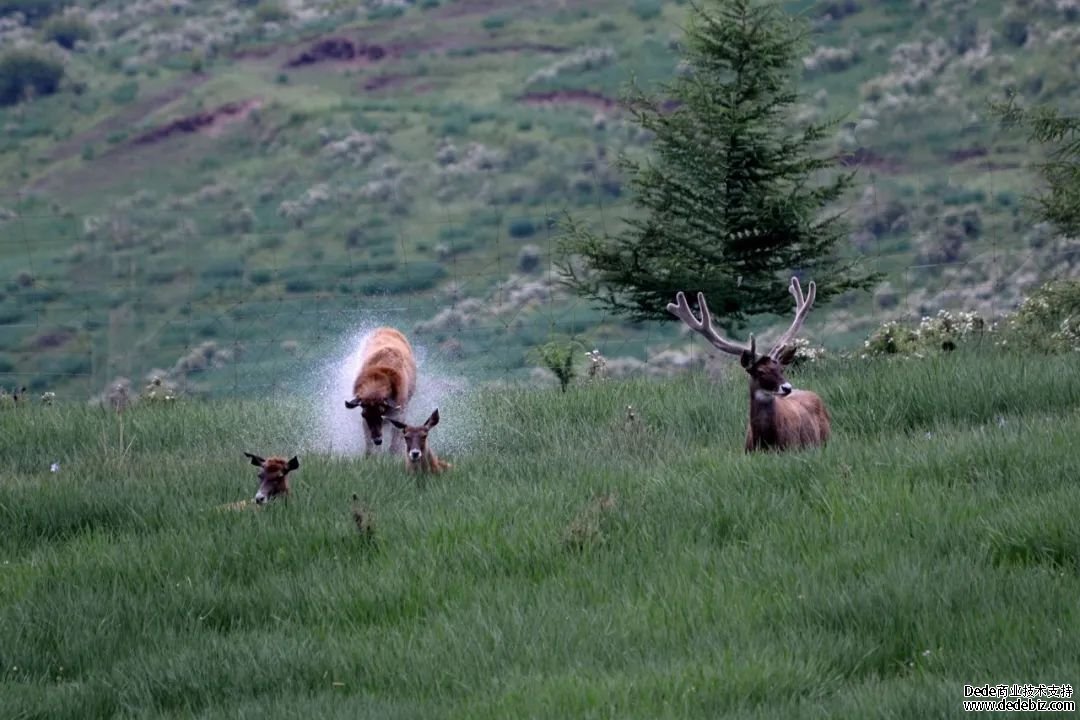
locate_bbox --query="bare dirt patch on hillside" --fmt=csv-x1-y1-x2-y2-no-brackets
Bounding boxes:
283,33,567,72
837,147,905,174
518,89,618,111
362,74,440,94
131,98,263,145
45,74,209,163
284,37,389,68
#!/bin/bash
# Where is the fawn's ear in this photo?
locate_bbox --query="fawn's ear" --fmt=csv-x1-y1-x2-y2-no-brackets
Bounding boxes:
387,418,407,430
243,452,264,467
286,456,300,472
775,344,798,367
344,397,360,409
424,408,440,429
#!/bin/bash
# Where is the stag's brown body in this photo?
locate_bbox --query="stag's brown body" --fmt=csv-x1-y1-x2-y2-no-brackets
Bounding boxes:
668,277,831,453
346,327,417,454
745,387,830,452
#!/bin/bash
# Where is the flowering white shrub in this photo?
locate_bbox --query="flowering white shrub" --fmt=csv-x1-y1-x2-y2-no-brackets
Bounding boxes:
585,349,607,381
998,279,1080,353
525,47,616,87
862,320,919,357
788,337,828,365
862,308,988,358
321,130,388,167
277,183,334,227
915,309,986,349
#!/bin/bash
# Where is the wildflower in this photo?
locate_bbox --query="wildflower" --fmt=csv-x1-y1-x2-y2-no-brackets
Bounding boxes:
585,349,607,380
50,462,60,473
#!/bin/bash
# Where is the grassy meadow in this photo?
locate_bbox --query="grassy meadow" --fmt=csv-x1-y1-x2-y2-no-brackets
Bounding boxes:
3,348,1080,718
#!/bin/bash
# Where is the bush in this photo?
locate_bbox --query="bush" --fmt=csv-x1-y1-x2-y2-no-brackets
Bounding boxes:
367,5,404,21
42,14,93,49
254,1,289,22
285,278,315,293
201,258,245,280
862,320,919,356
531,340,579,392
0,0,72,22
482,14,508,30
356,261,446,295
0,48,65,107
1002,15,1028,47
862,310,987,357
109,80,138,105
248,269,273,285
518,244,543,274
508,218,537,239
999,279,1080,353
632,0,663,21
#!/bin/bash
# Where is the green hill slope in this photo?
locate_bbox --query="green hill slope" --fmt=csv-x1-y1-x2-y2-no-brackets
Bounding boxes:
0,0,1078,397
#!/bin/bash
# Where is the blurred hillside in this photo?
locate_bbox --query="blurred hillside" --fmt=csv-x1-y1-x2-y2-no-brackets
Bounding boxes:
0,0,1078,398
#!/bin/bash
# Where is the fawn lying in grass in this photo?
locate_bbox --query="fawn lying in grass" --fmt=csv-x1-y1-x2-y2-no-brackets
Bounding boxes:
244,452,300,505
388,409,451,474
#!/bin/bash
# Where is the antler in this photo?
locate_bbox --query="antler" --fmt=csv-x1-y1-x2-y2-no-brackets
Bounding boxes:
767,276,817,360
666,291,750,357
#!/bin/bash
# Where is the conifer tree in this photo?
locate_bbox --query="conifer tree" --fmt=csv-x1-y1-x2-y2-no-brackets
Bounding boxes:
991,93,1080,238
556,0,878,330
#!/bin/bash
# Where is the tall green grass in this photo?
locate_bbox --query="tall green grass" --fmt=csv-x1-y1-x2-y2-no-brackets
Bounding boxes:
2,350,1079,718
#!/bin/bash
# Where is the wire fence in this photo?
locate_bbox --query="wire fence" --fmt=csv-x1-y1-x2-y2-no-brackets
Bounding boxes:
0,118,1077,402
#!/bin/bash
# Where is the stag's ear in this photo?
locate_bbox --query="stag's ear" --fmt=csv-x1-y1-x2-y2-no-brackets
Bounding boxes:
344,397,360,409
387,418,407,430
740,349,756,369
775,344,798,366
424,408,440,429
243,452,264,467
286,456,300,472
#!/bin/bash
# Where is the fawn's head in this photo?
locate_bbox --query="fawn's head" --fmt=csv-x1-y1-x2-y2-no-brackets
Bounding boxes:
388,408,440,463
243,452,300,504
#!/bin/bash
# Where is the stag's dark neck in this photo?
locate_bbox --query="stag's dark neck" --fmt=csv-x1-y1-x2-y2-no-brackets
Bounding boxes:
749,385,780,449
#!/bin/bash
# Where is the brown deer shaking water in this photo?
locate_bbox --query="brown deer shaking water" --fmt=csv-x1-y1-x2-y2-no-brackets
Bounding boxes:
667,277,831,452
344,327,417,455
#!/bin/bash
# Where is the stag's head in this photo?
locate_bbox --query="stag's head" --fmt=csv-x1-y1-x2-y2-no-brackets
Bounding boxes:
666,276,816,397
344,395,399,446
244,452,300,504
388,408,440,463
739,337,796,397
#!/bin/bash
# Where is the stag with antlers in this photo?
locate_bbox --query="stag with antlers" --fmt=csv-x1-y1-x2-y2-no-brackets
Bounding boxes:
667,277,831,452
